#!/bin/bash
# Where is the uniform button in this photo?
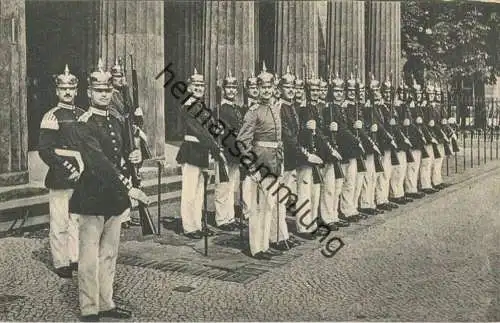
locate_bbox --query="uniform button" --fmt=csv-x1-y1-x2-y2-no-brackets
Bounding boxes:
108,124,112,128
114,147,118,152
112,139,116,143
110,132,116,136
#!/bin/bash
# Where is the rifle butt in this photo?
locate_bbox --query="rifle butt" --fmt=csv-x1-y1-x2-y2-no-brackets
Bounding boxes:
333,161,345,179
390,149,400,166
356,156,367,172
374,154,385,173
139,204,158,236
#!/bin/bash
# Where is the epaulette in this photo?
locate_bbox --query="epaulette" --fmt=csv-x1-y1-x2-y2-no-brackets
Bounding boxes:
40,107,60,130
78,110,93,123
75,106,86,114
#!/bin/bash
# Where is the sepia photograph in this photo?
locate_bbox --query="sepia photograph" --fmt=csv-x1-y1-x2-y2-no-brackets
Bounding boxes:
0,0,499,321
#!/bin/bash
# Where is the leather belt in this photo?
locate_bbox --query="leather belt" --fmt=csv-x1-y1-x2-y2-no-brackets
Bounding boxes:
184,135,200,143
255,141,282,148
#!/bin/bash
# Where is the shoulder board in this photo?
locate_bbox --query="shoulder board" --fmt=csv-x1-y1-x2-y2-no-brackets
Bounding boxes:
341,101,349,108
183,96,199,107
78,110,93,123
40,107,60,130
74,106,86,114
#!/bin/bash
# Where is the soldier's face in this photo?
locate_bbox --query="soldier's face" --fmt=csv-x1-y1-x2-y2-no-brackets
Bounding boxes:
309,87,320,102
333,89,344,102
436,93,442,102
359,90,365,102
56,87,77,104
347,89,356,100
112,76,125,88
295,87,304,100
189,83,205,99
428,93,435,101
88,87,113,107
223,85,237,100
247,85,259,99
259,84,273,101
281,84,295,101
383,90,391,101
374,90,382,100
273,85,281,98
319,88,327,100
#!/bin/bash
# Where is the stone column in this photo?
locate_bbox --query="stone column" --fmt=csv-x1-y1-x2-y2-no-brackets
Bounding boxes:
327,0,365,82
204,1,256,108
99,0,165,158
366,1,401,86
275,1,319,79
0,0,28,185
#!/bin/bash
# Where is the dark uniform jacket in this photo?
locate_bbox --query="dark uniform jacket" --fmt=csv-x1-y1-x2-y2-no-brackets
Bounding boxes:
69,107,133,217
296,103,330,167
237,101,283,176
397,99,425,149
328,100,363,161
176,96,224,169
345,99,381,155
370,100,397,151
281,98,303,171
218,99,245,165
38,102,86,190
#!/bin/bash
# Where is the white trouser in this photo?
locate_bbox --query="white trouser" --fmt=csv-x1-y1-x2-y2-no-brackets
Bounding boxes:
214,163,240,226
49,189,78,269
180,163,205,233
248,176,278,255
360,154,377,209
432,143,445,186
354,163,366,210
419,144,434,189
375,149,393,205
404,149,422,193
390,151,408,199
296,166,320,233
270,170,294,243
320,163,343,224
78,209,127,316
340,158,358,216
241,176,254,220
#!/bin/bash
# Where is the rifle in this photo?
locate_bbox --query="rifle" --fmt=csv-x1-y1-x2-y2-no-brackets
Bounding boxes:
353,69,367,173
366,79,385,173
124,55,158,236
326,68,344,179
387,77,401,166
399,88,415,163
214,65,230,183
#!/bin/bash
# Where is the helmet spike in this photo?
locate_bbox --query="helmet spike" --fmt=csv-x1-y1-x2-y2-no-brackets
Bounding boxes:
262,61,267,72
97,58,104,73
64,64,70,75
194,67,199,75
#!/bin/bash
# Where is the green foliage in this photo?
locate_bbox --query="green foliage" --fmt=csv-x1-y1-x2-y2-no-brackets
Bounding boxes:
402,1,500,85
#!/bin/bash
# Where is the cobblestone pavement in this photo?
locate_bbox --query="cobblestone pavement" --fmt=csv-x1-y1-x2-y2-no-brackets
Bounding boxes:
0,161,499,321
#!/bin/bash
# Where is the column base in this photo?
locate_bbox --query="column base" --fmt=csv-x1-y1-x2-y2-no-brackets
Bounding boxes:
0,171,29,186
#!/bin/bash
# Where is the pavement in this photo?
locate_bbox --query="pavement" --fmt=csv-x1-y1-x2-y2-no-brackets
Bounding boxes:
0,157,499,321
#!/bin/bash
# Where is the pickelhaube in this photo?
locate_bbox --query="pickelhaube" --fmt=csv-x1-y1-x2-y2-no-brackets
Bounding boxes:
88,58,112,89
381,76,392,92
346,73,356,90
294,78,304,88
110,58,123,77
331,72,344,91
425,83,435,94
368,73,380,90
280,66,295,86
246,72,258,88
55,64,78,89
306,72,321,89
319,78,328,89
222,69,238,87
188,67,205,86
356,75,365,91
257,61,274,86
273,73,280,86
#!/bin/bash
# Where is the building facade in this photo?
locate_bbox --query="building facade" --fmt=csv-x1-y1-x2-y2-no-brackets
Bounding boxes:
0,0,401,186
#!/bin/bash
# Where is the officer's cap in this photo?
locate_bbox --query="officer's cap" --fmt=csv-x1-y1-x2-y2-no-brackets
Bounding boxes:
88,58,112,90
280,66,295,86
346,73,356,90
257,61,274,86
188,67,205,86
110,58,124,77
222,69,238,88
55,64,78,89
331,72,344,91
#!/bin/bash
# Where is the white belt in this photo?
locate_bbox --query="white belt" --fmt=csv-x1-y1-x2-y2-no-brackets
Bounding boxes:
54,149,84,173
255,141,281,148
184,135,200,143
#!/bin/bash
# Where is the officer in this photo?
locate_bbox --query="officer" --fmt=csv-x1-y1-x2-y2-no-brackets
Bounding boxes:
176,68,228,239
214,70,243,231
70,58,150,321
109,59,143,228
237,62,283,260
272,66,301,250
420,84,439,194
38,64,84,278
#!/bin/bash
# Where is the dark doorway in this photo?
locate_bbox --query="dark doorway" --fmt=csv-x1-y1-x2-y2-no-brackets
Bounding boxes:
25,0,98,151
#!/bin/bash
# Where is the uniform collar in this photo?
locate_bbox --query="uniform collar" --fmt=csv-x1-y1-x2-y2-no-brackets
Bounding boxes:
89,106,109,116
57,102,75,110
247,98,258,106
221,98,235,106
317,99,326,105
280,98,293,106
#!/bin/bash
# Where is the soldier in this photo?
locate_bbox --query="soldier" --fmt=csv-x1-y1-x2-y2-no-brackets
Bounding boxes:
109,59,143,228
294,78,307,108
357,77,384,215
331,74,364,222
401,80,426,199
176,68,228,239
237,62,283,260
420,84,439,194
214,70,243,231
38,65,84,278
271,66,301,250
430,83,451,190
70,59,149,321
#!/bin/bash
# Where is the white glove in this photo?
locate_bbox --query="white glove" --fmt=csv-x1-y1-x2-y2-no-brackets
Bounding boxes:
306,119,316,130
409,101,416,108
330,122,338,132
354,120,363,129
390,139,397,149
331,149,342,160
416,117,423,124
448,117,456,125
128,187,151,204
403,118,410,126
373,144,381,155
371,124,378,132
307,153,323,164
428,120,435,127
441,118,447,125
389,118,396,126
